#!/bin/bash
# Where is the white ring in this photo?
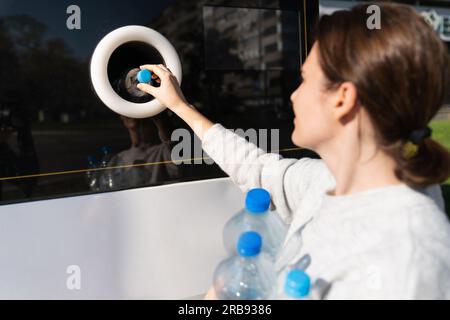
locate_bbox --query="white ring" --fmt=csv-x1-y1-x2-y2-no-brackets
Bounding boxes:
90,25,182,119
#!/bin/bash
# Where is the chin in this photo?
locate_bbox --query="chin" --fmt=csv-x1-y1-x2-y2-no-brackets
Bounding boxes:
291,131,302,147
292,133,313,149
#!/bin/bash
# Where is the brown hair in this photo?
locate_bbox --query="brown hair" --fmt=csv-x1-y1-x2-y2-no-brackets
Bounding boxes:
316,2,450,188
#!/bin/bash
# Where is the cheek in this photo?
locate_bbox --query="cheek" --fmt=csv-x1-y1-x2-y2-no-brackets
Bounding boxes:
293,87,316,129
291,100,314,147
291,87,331,147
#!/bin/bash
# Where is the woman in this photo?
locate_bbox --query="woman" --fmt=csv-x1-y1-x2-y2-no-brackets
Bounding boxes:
138,3,450,299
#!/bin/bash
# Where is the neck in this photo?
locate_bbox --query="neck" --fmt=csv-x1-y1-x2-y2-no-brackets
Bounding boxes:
317,131,402,196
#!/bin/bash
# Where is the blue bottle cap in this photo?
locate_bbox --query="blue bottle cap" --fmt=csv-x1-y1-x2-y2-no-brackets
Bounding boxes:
137,69,152,83
245,188,271,214
237,231,262,257
284,269,311,298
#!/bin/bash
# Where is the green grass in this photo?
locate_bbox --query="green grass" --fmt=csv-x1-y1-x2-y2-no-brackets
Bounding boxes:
430,120,450,152
430,119,450,216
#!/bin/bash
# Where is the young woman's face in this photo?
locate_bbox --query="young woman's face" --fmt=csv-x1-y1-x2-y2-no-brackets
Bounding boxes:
290,43,336,150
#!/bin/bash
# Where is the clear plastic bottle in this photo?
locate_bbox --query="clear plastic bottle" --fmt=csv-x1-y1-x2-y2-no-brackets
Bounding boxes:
213,231,275,300
111,68,161,103
278,269,311,300
86,155,100,191
99,146,115,190
223,188,287,261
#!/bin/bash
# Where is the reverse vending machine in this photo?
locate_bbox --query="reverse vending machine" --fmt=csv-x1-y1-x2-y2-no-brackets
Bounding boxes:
0,0,318,299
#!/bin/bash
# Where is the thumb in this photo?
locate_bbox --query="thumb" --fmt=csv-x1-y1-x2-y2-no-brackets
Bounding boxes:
137,83,156,96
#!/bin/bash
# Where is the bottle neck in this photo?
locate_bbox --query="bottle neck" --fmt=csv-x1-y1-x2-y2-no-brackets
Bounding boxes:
246,209,268,217
238,254,260,262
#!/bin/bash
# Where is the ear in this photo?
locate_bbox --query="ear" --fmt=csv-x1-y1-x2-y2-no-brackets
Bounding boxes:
332,82,359,122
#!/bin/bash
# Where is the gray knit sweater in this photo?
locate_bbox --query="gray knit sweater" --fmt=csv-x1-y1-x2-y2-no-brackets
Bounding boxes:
202,123,450,299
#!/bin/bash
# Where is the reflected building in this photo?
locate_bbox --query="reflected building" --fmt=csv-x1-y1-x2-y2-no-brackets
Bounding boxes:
150,0,301,118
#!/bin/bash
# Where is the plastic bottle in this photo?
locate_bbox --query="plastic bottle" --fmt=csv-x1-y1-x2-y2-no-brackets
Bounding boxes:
111,67,161,103
213,231,275,300
223,188,287,261
278,269,311,300
99,146,115,190
86,155,100,191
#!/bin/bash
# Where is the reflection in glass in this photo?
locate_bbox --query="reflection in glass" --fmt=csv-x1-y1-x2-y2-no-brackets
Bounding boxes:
0,0,313,205
96,113,181,191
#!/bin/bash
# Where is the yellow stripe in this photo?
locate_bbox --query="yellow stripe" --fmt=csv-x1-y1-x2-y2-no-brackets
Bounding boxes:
1,3,311,183
0,147,303,182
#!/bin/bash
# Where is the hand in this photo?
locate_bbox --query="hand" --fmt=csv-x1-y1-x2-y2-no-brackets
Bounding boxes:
137,64,189,111
204,286,218,300
137,64,214,141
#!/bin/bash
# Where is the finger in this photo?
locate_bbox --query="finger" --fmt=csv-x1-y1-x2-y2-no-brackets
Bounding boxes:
140,64,168,79
158,64,170,72
158,64,175,76
136,83,156,95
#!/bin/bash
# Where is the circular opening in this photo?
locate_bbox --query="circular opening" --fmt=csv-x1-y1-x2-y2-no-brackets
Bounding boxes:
107,41,164,104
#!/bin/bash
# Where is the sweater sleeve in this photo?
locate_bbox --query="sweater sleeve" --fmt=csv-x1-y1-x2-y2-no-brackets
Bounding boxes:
202,124,335,224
